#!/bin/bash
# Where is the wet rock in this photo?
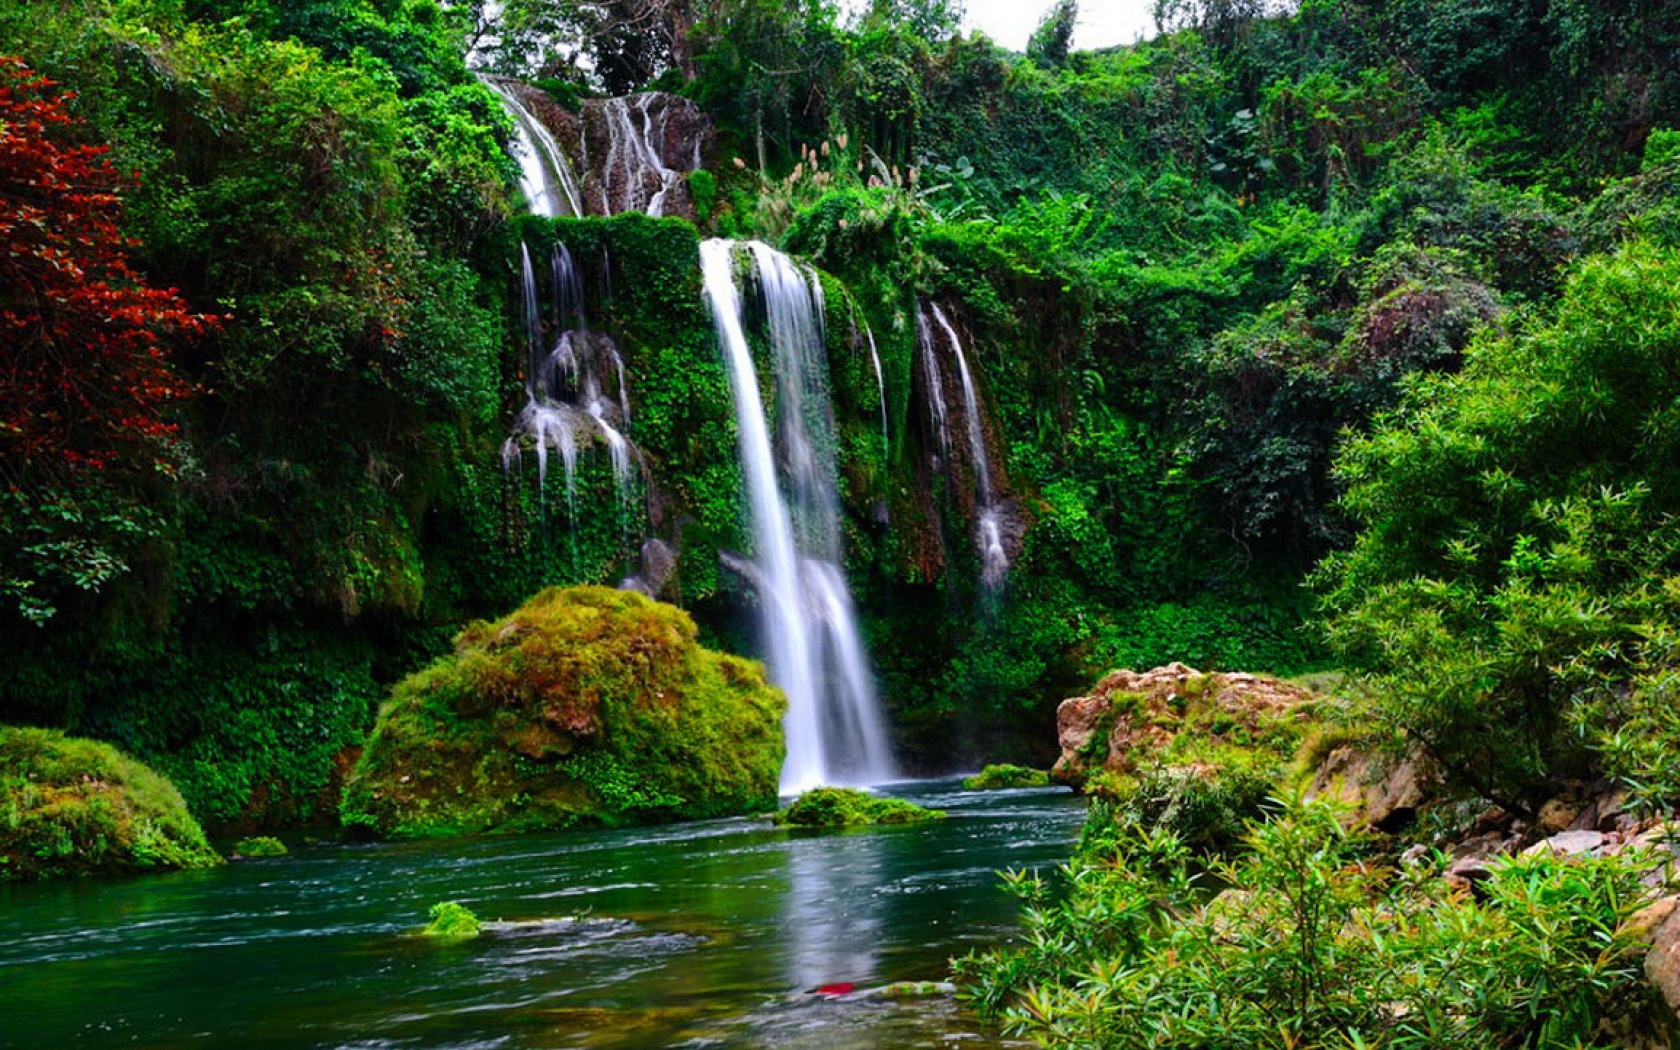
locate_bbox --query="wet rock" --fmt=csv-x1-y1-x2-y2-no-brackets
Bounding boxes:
580,93,712,219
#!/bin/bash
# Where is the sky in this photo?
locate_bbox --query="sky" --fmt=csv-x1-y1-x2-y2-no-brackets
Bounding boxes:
962,0,1158,51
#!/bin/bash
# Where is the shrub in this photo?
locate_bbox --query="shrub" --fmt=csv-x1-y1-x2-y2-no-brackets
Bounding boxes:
955,795,1661,1048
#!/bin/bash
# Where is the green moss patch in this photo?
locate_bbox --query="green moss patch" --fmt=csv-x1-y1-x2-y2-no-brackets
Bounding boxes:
963,764,1051,790
420,901,481,939
340,586,786,839
231,836,288,858
774,787,942,827
0,727,222,881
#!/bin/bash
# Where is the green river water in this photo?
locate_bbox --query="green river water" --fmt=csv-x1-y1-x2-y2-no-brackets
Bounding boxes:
0,781,1082,1049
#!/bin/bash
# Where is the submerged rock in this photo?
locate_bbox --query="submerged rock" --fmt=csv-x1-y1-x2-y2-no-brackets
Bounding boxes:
0,726,222,880
340,586,785,839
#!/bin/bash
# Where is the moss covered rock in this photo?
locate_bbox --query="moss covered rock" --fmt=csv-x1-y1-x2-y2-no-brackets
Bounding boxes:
1056,663,1322,850
341,586,785,838
963,764,1052,790
0,727,222,880
774,787,942,827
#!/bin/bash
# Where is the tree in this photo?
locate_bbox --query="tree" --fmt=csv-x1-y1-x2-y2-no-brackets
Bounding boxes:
0,56,212,621
1027,0,1077,67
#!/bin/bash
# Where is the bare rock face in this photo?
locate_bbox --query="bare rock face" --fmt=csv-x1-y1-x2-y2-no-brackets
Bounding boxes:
1051,663,1317,787
1306,744,1440,833
579,93,713,220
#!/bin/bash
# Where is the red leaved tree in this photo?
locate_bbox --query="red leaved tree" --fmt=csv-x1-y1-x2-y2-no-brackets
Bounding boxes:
0,55,210,483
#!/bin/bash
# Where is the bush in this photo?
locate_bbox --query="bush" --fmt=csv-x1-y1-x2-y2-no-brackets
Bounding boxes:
0,726,221,880
774,787,942,827
955,795,1661,1048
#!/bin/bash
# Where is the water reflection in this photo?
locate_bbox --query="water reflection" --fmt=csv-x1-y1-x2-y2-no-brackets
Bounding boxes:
782,829,885,991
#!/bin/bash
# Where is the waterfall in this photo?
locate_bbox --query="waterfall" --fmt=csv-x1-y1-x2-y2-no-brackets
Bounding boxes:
502,241,642,539
482,77,584,218
921,303,1010,590
596,95,684,217
700,239,895,793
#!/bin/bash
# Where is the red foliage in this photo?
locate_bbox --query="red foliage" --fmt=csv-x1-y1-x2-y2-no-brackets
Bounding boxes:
0,56,212,480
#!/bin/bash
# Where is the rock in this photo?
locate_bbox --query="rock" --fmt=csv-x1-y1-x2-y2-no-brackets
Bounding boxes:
579,93,713,219
1522,830,1607,858
1051,664,1317,787
1446,856,1495,898
1306,745,1438,833
340,586,786,839
0,727,222,881
1638,896,1680,1023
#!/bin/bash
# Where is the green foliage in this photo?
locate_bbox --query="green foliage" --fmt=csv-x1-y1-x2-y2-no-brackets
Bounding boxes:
0,727,221,881
341,586,786,838
1318,240,1680,814
231,836,288,858
774,786,943,826
963,764,1051,790
420,900,482,939
955,795,1661,1048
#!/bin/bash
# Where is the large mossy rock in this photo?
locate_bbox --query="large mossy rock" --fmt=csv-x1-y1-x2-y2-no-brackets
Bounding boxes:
0,727,222,880
340,586,785,839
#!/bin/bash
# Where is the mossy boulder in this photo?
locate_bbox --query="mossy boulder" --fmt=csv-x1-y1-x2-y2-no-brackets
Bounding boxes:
963,764,1052,790
0,727,222,880
774,787,942,827
341,586,786,838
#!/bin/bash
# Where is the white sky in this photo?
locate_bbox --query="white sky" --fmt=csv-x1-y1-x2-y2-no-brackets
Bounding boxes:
962,0,1158,51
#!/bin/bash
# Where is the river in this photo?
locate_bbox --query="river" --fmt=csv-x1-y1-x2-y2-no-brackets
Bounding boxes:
0,780,1082,1049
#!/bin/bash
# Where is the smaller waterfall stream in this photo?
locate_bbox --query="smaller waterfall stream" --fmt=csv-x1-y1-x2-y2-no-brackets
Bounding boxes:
482,78,584,218
596,95,686,217
920,303,1010,590
701,239,894,792
503,242,642,539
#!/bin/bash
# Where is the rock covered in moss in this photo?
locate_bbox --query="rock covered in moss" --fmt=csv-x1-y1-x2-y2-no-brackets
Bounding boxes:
0,727,222,880
341,586,785,839
774,787,942,827
1055,664,1320,850
231,836,288,858
963,764,1051,790
420,901,481,939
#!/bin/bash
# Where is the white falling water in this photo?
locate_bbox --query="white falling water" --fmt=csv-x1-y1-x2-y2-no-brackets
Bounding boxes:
922,303,1010,590
700,239,894,793
482,77,584,218
596,95,685,217
502,242,642,536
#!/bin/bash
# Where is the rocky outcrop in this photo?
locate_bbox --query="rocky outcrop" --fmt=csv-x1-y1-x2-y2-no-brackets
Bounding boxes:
1052,663,1317,787
340,586,785,839
1306,744,1439,833
580,93,712,220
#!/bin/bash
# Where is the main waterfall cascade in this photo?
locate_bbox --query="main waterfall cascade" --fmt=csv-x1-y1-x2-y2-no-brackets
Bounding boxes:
919,303,1011,590
700,239,895,793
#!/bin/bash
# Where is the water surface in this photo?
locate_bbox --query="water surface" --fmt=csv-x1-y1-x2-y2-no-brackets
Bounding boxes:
0,780,1080,1049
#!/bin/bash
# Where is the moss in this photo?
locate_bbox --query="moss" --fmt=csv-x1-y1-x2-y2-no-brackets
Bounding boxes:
420,901,481,939
773,787,943,827
231,835,287,858
340,586,785,838
0,727,222,881
963,764,1051,789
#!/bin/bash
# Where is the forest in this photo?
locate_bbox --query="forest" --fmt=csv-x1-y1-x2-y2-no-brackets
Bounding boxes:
5,0,1680,1045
